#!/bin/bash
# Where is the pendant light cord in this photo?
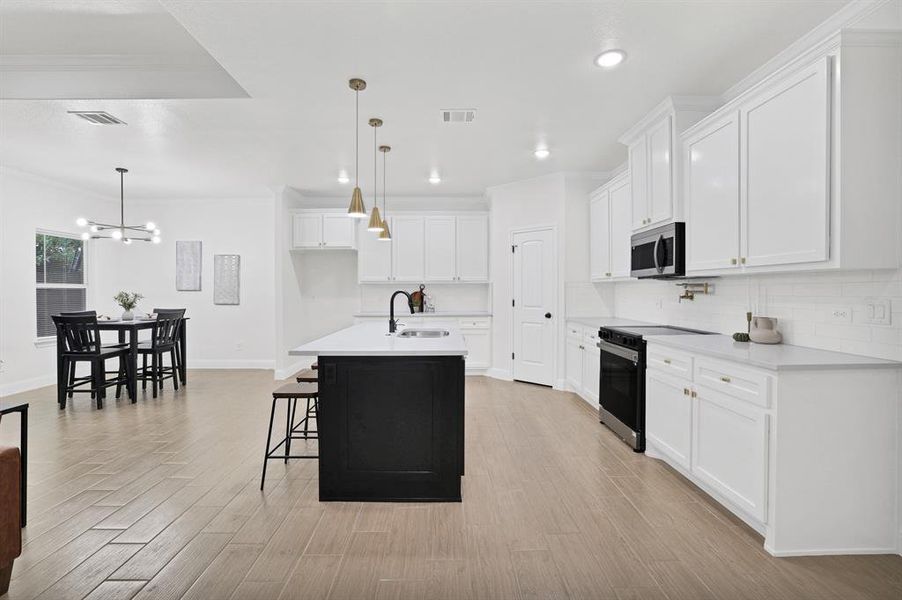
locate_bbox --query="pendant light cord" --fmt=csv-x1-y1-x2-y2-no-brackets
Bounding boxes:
355,90,359,187
373,123,378,204
383,149,387,214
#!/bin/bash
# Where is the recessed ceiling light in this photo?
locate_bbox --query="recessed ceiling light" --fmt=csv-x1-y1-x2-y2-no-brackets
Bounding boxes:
534,147,550,160
337,171,350,184
595,49,626,68
429,173,442,185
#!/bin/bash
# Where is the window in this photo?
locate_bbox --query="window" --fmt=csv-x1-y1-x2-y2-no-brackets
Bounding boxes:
35,232,86,338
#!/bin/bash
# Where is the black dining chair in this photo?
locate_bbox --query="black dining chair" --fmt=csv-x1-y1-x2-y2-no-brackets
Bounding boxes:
136,314,182,398
60,310,128,401
152,308,186,384
52,314,133,409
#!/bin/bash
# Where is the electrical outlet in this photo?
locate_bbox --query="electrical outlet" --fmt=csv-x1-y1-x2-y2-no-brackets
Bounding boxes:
827,306,853,324
863,297,892,326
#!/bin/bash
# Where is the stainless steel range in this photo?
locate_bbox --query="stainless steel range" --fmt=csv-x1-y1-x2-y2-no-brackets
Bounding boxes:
597,324,714,452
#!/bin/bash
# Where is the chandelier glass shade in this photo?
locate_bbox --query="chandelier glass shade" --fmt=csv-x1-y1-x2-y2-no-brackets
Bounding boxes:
77,168,160,244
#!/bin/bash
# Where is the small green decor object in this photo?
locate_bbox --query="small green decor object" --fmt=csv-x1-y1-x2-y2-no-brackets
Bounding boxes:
114,291,143,321
733,332,750,342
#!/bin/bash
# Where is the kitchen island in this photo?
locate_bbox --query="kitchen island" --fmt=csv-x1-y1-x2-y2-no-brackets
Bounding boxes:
290,321,467,502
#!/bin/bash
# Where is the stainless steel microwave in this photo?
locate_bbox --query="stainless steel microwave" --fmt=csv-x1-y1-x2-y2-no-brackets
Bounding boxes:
630,222,685,279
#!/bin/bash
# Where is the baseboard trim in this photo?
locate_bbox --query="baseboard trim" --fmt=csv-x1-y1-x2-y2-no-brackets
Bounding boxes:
0,374,55,398
486,368,512,381
274,359,308,381
764,545,900,557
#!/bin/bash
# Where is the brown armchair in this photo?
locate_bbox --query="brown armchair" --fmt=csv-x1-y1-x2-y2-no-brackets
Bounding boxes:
0,445,21,595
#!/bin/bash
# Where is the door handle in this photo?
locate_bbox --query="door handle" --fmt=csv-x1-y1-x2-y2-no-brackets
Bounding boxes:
544,312,552,319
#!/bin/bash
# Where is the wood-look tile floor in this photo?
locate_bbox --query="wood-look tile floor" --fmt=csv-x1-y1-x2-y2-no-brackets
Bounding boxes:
1,371,900,600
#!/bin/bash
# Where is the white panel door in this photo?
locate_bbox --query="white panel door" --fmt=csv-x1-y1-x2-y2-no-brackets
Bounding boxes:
322,214,356,248
629,138,648,229
391,216,425,282
692,385,769,522
608,176,632,278
456,215,489,282
424,216,456,281
357,219,392,282
565,337,583,392
512,228,555,386
647,115,673,226
292,214,322,248
582,341,600,403
645,370,692,470
741,57,831,268
684,112,741,272
589,190,610,280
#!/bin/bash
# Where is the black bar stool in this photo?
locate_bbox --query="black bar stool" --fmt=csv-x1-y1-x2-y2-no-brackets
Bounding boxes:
52,314,133,409
261,382,319,490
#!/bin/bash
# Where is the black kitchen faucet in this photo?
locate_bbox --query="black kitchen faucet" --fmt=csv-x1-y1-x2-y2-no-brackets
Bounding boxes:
389,290,414,333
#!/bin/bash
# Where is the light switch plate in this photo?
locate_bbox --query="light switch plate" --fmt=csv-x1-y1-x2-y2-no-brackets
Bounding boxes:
827,306,853,324
863,297,892,326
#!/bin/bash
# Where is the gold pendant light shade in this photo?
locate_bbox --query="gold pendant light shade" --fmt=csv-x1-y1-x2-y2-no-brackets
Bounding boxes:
378,218,392,241
377,143,392,240
347,78,368,219
367,118,384,231
367,205,383,231
348,186,366,218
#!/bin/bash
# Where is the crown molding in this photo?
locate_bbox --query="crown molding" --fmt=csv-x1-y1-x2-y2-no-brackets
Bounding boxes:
617,96,721,146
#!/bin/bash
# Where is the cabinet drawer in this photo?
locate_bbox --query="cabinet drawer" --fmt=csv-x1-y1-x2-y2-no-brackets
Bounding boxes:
694,357,771,408
458,317,490,330
566,323,586,340
647,346,693,380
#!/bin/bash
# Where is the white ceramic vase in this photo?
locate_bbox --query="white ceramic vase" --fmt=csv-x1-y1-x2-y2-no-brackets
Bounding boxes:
749,316,782,344
121,309,134,321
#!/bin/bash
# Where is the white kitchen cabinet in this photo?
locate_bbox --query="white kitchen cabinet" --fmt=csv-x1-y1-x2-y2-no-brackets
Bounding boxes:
620,97,718,233
357,218,393,282
608,176,632,278
459,319,491,370
424,216,456,281
645,369,693,470
291,212,357,250
455,215,489,282
565,336,582,391
565,322,601,405
679,33,901,275
391,216,425,282
692,384,768,523
741,57,830,268
582,340,600,403
590,172,631,282
358,213,488,284
683,111,741,272
589,188,611,280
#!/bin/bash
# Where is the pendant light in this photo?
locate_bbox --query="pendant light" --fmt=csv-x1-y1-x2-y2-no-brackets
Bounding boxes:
76,168,160,243
366,118,384,232
347,78,367,218
378,145,392,241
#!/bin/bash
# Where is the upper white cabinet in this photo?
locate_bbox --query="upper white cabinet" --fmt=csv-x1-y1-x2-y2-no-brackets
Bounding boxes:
291,211,357,250
589,171,631,282
455,215,490,282
681,32,902,275
357,213,489,284
683,111,741,272
619,97,720,233
741,58,830,268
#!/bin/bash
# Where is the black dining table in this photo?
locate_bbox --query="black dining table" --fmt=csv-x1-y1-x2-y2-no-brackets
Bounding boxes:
55,317,188,403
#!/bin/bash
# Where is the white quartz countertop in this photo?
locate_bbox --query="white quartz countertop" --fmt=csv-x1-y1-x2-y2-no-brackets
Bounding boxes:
354,311,491,318
566,316,658,329
289,322,468,357
646,334,902,371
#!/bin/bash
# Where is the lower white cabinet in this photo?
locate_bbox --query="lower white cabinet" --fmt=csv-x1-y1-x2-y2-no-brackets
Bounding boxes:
645,369,692,470
565,322,600,404
692,384,768,522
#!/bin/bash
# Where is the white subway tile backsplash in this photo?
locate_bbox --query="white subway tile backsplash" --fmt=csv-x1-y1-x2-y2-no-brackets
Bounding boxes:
612,268,902,361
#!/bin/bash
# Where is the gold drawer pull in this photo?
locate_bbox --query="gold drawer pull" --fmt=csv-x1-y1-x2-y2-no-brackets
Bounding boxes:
720,376,732,383
683,388,690,396
663,359,672,365
691,390,697,398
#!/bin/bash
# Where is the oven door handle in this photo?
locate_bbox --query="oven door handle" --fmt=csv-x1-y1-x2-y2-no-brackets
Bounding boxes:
598,340,639,364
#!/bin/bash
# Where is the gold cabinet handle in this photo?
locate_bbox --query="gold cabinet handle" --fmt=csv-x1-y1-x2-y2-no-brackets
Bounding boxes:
691,390,697,398
731,258,737,265
663,359,672,365
741,257,747,264
605,272,611,277
683,388,690,396
720,376,732,383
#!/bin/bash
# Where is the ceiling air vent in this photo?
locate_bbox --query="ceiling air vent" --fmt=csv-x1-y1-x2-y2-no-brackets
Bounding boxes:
68,111,127,125
440,109,476,124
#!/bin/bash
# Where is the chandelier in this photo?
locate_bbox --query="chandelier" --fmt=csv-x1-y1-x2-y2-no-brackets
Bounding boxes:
77,167,160,244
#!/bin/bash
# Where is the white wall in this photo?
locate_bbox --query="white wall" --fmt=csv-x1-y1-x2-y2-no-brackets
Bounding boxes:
613,269,902,361
0,168,118,395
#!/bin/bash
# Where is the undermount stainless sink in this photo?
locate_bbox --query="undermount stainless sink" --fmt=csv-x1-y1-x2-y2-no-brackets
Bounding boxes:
397,329,450,338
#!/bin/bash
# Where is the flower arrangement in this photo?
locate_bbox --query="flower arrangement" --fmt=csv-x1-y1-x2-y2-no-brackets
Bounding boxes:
114,291,143,311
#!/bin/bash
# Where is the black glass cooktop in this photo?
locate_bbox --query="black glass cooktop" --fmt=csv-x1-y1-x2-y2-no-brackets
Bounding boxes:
603,325,714,337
